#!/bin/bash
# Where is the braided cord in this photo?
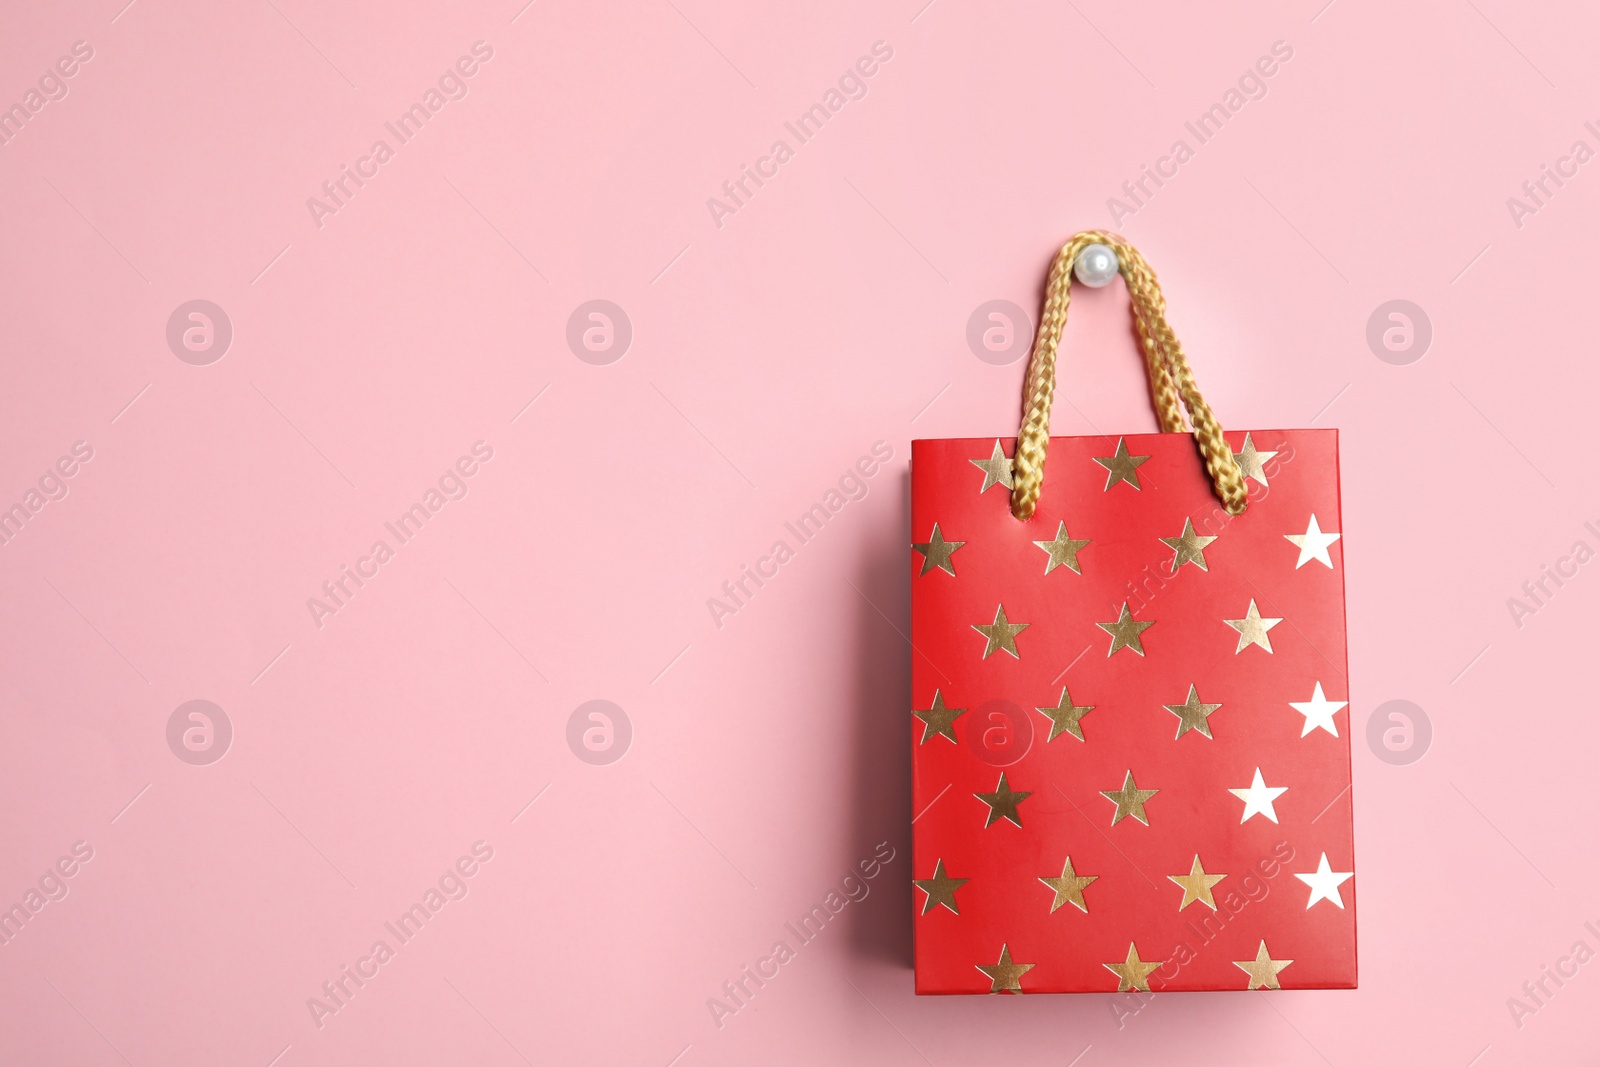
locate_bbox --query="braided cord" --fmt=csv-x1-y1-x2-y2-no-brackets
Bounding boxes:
1009,231,1248,520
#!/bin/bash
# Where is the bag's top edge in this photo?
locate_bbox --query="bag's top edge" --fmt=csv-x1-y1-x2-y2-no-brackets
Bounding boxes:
912,427,1338,448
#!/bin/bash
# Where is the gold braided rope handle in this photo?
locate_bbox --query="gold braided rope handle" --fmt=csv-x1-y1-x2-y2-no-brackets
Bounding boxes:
1010,231,1249,520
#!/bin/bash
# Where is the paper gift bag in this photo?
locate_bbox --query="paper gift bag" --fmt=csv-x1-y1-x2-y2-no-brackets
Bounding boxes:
910,232,1354,994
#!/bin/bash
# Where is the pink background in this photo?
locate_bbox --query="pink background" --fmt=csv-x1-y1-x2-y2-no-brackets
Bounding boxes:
0,0,1594,1063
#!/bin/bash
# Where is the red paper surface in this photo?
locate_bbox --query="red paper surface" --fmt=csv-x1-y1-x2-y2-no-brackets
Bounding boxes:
910,430,1355,994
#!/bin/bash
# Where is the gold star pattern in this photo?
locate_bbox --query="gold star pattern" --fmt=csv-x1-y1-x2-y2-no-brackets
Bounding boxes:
976,772,1032,828
1294,853,1354,909
973,604,1028,660
1163,684,1223,740
1229,767,1288,824
1032,521,1090,575
912,690,966,745
1224,599,1282,654
1097,602,1154,657
1160,517,1218,571
976,944,1034,994
1100,770,1158,826
1040,856,1097,914
913,859,969,915
911,523,965,577
1289,681,1346,738
970,439,1015,494
1167,854,1227,911
1285,513,1341,570
1036,687,1095,742
1103,943,1163,992
1233,432,1278,487
1093,437,1151,491
1234,940,1293,990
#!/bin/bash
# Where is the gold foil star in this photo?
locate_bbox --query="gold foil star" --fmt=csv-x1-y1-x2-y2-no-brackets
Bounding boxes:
1168,854,1227,911
1160,517,1218,572
1097,602,1154,657
1224,599,1282,654
1104,943,1163,992
913,859,969,915
1234,940,1293,990
976,944,1034,994
976,772,1031,828
1294,852,1354,909
1229,767,1288,824
1285,513,1341,569
911,523,966,576
1093,437,1151,491
912,690,966,745
1037,687,1095,742
1233,432,1278,487
1164,684,1222,740
1032,521,1090,575
1040,856,1097,914
1100,770,1158,826
1289,682,1346,738
973,604,1028,660
970,440,1015,494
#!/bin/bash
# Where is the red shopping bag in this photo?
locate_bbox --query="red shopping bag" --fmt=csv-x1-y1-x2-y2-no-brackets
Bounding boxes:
910,233,1354,994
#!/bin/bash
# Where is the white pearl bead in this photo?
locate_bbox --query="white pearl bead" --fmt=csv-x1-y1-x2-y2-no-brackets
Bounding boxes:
1074,243,1119,287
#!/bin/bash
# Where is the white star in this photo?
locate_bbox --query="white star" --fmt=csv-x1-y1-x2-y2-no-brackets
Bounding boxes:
1288,682,1347,737
1228,768,1287,824
1293,852,1353,909
1285,514,1341,569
